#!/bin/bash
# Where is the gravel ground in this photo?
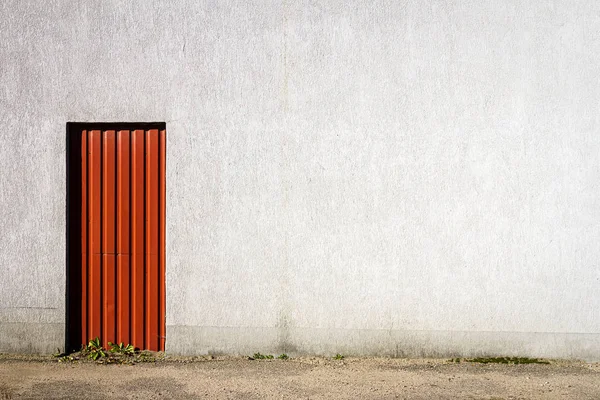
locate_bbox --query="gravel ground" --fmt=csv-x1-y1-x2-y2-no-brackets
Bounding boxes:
0,354,599,399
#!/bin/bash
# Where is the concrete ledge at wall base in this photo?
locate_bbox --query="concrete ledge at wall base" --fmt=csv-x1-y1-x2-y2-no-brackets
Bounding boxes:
166,325,600,362
2,323,597,361
0,322,64,354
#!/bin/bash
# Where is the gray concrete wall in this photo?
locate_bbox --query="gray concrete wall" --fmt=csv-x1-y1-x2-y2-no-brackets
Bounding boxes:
1,0,600,360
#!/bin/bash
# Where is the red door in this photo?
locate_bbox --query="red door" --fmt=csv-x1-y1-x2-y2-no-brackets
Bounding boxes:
67,124,166,351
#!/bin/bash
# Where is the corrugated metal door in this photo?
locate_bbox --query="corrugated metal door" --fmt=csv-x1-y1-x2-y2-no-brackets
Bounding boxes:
67,124,166,351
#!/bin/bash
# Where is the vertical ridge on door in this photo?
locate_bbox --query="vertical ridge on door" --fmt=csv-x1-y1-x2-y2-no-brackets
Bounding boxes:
88,130,102,342
159,129,166,350
145,129,160,350
102,130,117,348
130,129,145,348
116,130,131,345
80,130,88,345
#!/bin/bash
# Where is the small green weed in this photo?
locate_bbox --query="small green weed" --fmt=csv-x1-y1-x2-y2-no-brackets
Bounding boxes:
448,358,461,363
252,352,274,360
137,351,158,363
72,337,140,364
277,353,289,360
108,342,135,356
333,354,344,360
58,355,76,363
465,357,550,365
85,337,106,361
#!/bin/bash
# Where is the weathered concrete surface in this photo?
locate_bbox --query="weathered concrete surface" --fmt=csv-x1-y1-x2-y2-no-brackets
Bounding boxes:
1,357,599,400
167,326,600,361
1,1,600,358
0,323,63,355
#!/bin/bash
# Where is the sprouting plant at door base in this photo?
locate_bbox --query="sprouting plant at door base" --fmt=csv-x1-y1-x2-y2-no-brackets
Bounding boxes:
77,337,139,363
86,337,106,361
108,341,135,356
333,354,344,360
58,355,76,363
277,353,289,360
252,352,274,360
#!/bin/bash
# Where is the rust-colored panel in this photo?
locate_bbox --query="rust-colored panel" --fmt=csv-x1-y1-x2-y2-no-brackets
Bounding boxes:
102,254,116,347
102,130,116,254
145,129,160,350
116,130,130,254
88,130,102,340
88,252,102,341
72,125,165,352
146,129,160,256
116,130,131,344
80,130,88,345
116,254,130,344
131,129,145,348
159,129,166,350
88,130,101,254
102,131,117,348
